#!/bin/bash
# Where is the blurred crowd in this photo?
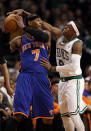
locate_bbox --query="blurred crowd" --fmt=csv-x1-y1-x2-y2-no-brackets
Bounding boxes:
0,0,91,131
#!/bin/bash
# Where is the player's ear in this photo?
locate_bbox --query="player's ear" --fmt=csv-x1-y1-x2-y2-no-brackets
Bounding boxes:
28,21,32,27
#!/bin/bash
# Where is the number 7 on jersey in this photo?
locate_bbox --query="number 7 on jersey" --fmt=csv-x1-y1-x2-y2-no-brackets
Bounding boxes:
32,49,40,61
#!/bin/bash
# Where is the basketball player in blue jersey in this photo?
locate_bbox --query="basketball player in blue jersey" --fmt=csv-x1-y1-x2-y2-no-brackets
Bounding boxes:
4,15,54,131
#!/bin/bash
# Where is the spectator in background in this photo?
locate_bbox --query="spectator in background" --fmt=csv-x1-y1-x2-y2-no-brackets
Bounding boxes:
0,76,14,106
84,29,91,56
67,10,74,21
51,77,65,131
29,3,38,14
0,90,12,131
82,78,91,131
21,0,33,12
83,78,91,109
8,0,19,12
0,91,12,116
8,68,18,82
0,56,13,98
84,66,91,78
51,77,60,102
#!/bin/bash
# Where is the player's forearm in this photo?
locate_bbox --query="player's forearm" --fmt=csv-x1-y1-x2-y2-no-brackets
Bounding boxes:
23,10,31,17
50,66,56,72
23,26,49,43
42,21,53,32
42,21,62,38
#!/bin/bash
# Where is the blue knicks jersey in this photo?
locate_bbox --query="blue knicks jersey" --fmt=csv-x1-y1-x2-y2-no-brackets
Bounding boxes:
20,34,49,73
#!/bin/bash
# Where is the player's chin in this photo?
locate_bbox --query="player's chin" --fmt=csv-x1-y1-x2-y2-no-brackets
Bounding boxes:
63,31,69,38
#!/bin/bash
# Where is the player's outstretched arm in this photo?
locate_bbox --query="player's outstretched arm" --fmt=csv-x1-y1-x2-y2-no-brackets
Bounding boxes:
42,21,62,39
7,9,31,17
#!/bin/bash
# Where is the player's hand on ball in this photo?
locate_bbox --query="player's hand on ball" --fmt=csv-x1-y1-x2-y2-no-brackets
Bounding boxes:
7,9,24,16
15,15,25,29
40,57,52,71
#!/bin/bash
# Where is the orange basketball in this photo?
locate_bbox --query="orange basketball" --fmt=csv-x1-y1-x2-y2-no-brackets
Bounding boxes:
4,14,18,32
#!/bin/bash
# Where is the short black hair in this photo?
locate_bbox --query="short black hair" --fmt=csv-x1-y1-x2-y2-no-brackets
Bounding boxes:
27,15,40,21
26,15,40,26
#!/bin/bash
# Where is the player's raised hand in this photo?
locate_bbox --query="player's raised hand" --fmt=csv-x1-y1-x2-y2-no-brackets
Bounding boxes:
15,15,25,29
40,57,52,71
7,9,24,16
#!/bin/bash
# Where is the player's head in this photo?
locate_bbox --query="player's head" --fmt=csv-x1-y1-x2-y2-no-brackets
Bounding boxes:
63,21,80,40
27,15,42,29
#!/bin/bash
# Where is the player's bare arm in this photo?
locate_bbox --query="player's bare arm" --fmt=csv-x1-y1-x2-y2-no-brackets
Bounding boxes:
7,9,31,17
10,36,22,53
45,30,51,49
1,63,14,97
40,57,56,72
42,21,62,39
72,40,82,56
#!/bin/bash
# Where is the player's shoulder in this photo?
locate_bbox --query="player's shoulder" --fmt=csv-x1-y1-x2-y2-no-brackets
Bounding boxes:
74,37,82,44
71,37,82,48
74,38,83,47
72,38,83,55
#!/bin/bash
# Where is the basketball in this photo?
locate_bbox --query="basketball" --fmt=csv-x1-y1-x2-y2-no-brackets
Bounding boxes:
4,14,18,32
